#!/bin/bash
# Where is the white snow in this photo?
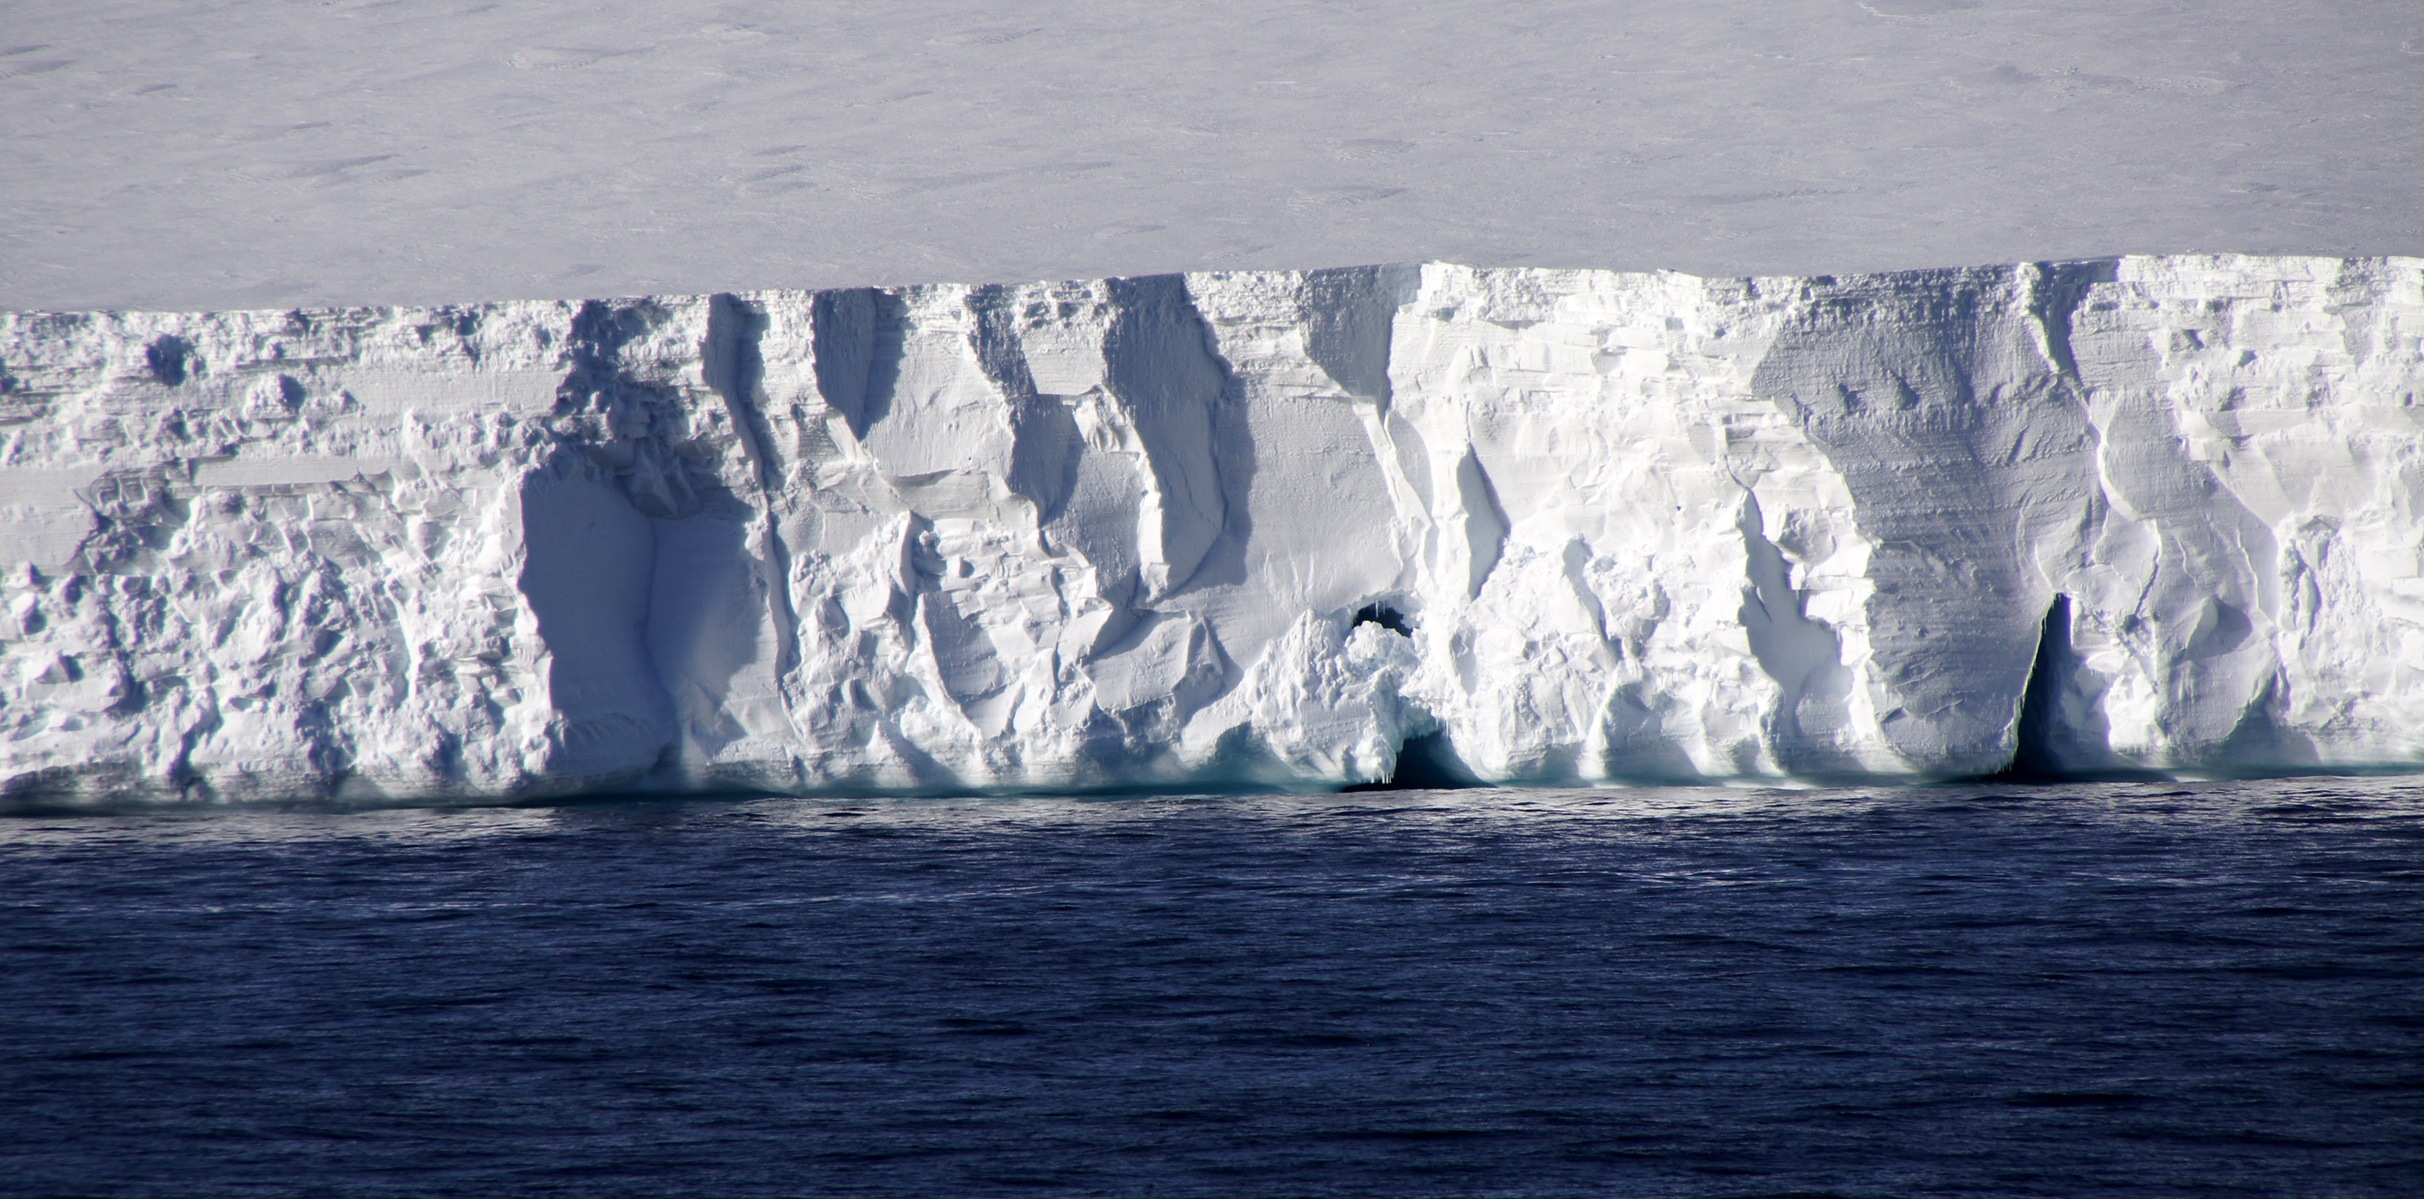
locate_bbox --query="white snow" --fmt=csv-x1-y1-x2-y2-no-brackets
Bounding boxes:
4,2,2422,312
4,254,2421,803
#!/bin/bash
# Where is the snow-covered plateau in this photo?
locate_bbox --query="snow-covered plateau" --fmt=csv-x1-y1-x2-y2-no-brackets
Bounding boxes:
2,254,2421,803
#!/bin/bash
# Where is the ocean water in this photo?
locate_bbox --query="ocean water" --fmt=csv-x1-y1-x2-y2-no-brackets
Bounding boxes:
3,779,2421,1198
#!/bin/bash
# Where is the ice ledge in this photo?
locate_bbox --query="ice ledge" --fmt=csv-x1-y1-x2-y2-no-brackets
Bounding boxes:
3,255,2421,804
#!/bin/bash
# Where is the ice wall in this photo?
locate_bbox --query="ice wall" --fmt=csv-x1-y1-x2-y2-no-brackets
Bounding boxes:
3,255,2420,803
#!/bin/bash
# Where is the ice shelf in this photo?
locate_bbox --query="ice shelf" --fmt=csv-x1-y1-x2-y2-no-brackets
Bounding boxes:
4,256,2421,803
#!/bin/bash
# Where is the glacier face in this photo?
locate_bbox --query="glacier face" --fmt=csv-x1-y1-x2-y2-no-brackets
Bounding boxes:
2,255,2421,803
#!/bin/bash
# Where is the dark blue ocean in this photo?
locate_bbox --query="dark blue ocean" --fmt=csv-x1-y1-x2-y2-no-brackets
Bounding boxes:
4,778,2421,1198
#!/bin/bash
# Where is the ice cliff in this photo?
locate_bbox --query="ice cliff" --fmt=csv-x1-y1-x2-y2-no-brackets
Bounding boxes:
3,255,2421,803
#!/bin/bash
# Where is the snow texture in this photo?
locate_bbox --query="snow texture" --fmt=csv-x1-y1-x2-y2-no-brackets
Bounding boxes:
6,2,2423,313
4,255,2422,803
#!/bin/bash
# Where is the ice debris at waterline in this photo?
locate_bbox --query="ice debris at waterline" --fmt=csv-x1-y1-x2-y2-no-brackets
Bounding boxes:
2,256,2421,803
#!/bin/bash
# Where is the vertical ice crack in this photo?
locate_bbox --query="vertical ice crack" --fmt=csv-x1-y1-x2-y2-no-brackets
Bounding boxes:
705,294,804,714
2001,594,2074,779
1103,275,1233,599
1736,491,1848,769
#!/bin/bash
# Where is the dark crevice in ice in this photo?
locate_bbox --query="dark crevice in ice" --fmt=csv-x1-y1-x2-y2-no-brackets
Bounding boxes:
1299,264,1414,407
809,287,907,440
1343,730,1482,793
1999,595,2075,780
1352,603,1411,636
705,294,803,694
2026,257,2120,381
1991,594,2164,783
145,335,193,386
1104,274,1244,599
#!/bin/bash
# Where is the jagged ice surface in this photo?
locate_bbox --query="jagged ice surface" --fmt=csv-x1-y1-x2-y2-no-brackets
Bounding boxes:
3,256,2421,803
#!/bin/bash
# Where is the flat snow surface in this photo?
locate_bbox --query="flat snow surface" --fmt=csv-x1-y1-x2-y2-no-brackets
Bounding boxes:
5,1,2424,311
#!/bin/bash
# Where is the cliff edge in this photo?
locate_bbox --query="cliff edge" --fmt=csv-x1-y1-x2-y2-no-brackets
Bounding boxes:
4,255,2419,802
